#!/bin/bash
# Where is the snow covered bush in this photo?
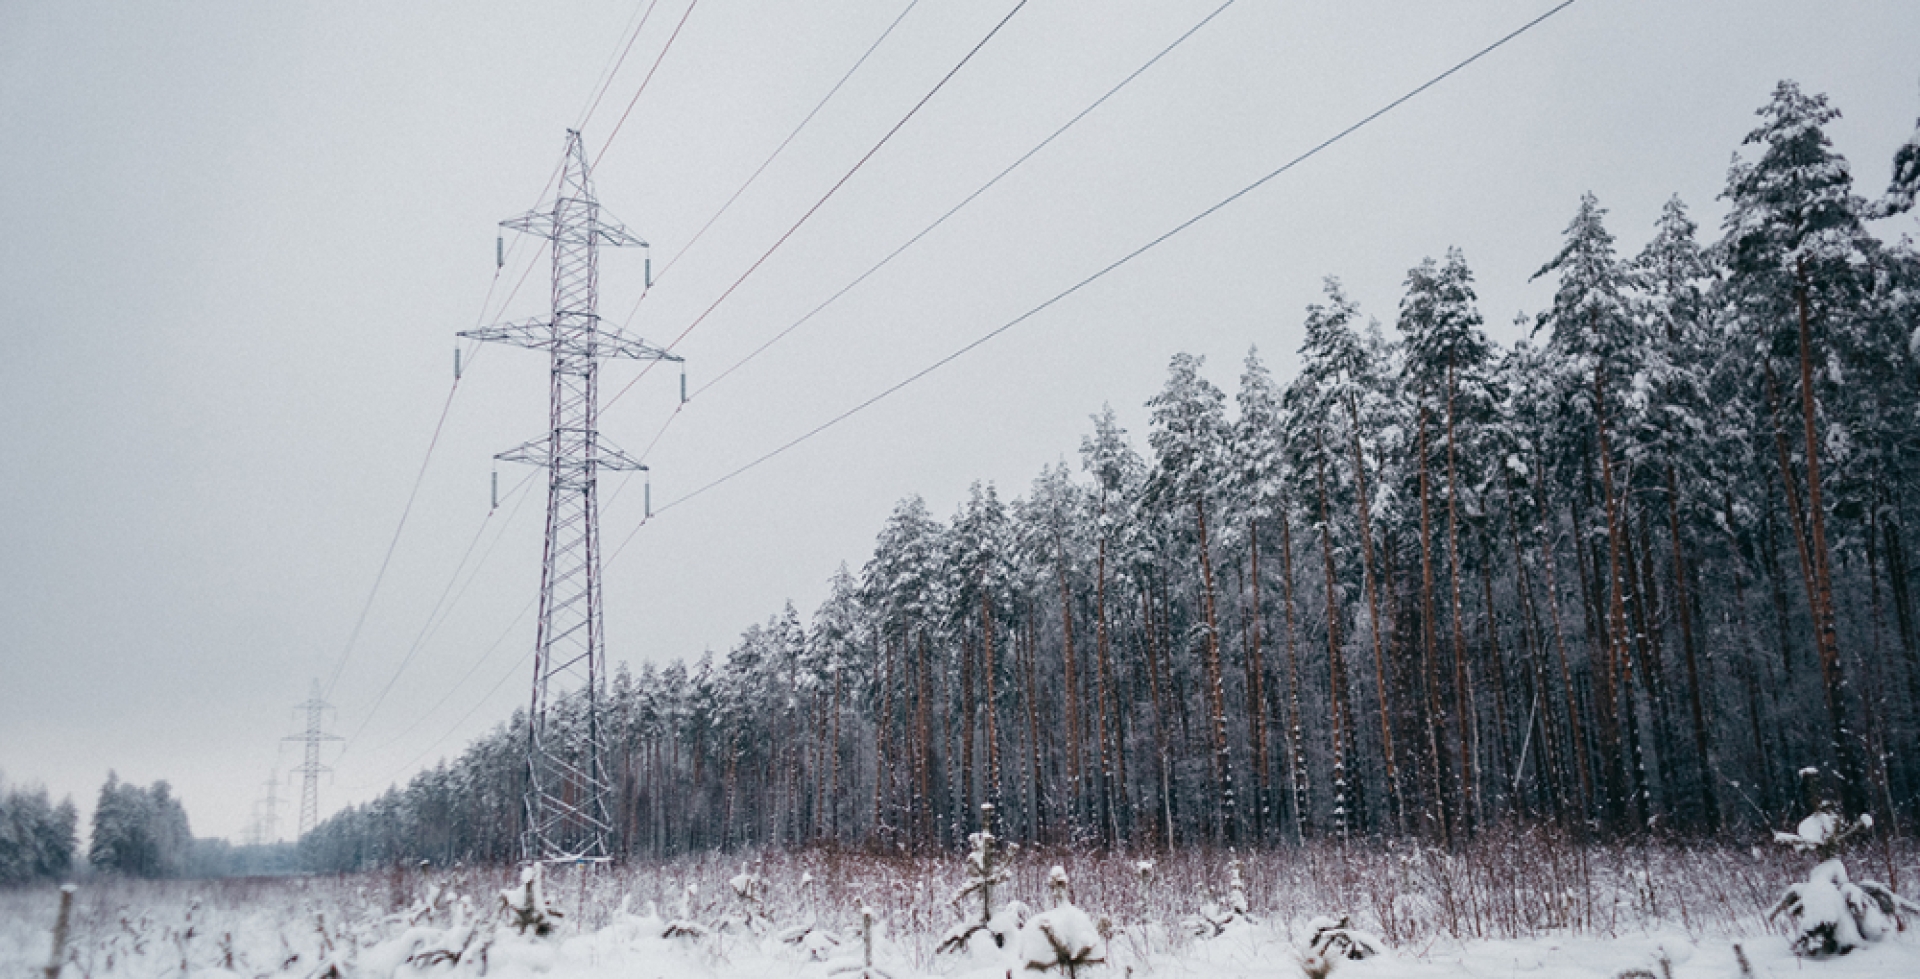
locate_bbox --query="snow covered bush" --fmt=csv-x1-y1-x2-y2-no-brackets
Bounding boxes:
660,882,710,939
1768,800,1918,958
1772,803,1870,860
825,905,893,979
1184,856,1253,936
1299,913,1384,977
717,863,770,934
936,805,1026,954
774,869,843,958
1014,867,1105,977
1770,858,1917,958
498,864,560,937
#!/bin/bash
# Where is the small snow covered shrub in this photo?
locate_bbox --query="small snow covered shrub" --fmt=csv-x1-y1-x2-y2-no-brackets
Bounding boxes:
826,905,892,979
660,881,711,939
1186,855,1254,936
1299,913,1384,976
1768,801,1918,958
1015,867,1105,978
498,864,560,937
937,804,1025,954
775,868,844,958
1771,858,1917,958
718,862,771,934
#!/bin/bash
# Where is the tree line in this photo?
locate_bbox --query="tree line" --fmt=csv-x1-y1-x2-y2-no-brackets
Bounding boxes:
0,777,77,884
303,81,1920,870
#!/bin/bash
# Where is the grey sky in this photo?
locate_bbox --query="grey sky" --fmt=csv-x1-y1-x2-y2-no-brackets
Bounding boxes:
3,0,1917,842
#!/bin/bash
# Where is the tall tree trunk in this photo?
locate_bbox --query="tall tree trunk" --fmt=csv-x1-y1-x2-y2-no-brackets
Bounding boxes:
874,635,896,833
1094,529,1116,843
1417,406,1452,842
1244,522,1271,840
1279,502,1310,842
1627,497,1679,823
1480,537,1514,813
1349,394,1402,830
1794,260,1860,808
1314,439,1350,839
1095,532,1128,842
961,628,978,829
1444,360,1478,833
1055,539,1084,831
1665,464,1718,832
917,631,935,846
1596,358,1640,833
1195,496,1235,842
831,657,843,839
1508,477,1565,822
1022,607,1045,841
1140,584,1168,849
983,589,1000,812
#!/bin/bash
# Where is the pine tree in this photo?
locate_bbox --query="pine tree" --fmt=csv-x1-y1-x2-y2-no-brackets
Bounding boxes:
1146,353,1236,842
1080,405,1145,845
1402,248,1494,837
1231,350,1285,838
1719,81,1874,811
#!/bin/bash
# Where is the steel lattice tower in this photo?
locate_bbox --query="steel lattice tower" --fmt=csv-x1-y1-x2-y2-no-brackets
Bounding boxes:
461,130,677,862
285,680,340,839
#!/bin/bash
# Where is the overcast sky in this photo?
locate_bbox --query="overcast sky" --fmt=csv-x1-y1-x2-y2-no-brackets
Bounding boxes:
3,0,1917,843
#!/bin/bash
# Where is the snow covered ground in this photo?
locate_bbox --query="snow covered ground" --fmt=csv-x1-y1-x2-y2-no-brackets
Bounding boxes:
4,846,1917,979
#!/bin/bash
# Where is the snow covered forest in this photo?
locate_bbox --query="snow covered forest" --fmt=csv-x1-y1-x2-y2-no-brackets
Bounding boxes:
302,81,1920,871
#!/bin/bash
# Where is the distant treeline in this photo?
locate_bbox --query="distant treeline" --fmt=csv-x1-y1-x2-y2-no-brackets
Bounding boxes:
3,773,300,882
0,779,77,884
303,81,1920,870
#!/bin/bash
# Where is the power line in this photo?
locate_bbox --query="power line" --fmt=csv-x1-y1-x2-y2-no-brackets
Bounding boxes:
617,0,925,317
374,636,539,793
616,0,1242,470
343,474,541,789
639,0,1580,520
595,0,706,170
603,0,1034,413
322,377,463,700
576,0,664,132
337,469,535,756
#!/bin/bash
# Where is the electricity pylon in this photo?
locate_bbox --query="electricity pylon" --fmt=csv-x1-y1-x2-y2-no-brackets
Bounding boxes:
262,770,281,843
461,129,678,862
246,771,282,846
285,680,341,838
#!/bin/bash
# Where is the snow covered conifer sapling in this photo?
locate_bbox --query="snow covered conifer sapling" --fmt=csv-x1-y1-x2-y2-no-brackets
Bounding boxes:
826,905,891,979
499,864,561,937
1016,866,1106,978
1769,795,1918,957
1302,913,1384,974
720,862,771,934
937,803,1022,953
661,882,710,940
777,870,843,958
1186,855,1252,936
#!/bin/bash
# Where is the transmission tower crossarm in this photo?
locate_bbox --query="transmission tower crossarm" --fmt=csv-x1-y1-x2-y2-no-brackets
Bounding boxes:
461,320,683,362
501,207,648,248
494,432,649,471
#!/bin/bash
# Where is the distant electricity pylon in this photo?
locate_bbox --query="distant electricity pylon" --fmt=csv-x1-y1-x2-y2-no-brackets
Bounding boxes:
285,679,341,839
246,771,282,846
262,770,281,843
461,129,678,862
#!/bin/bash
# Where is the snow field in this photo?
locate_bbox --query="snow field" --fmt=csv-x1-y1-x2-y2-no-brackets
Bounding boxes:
4,838,1917,979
